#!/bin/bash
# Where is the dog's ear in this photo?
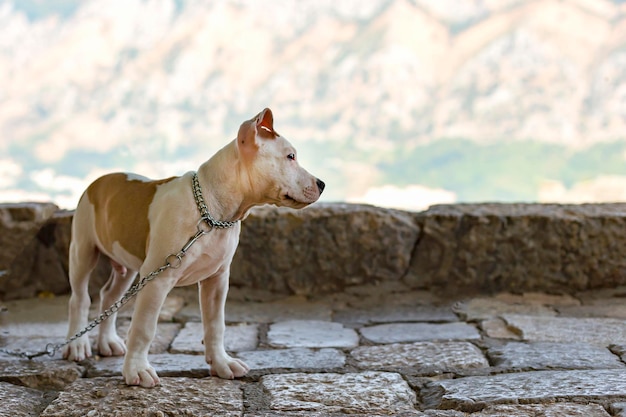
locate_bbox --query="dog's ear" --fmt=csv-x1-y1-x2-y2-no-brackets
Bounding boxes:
255,108,278,139
237,108,279,159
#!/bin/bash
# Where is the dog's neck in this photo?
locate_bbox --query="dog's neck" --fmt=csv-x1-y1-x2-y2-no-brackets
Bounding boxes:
195,140,259,222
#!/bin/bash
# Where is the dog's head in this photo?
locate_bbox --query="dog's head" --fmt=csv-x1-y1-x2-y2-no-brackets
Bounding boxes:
236,108,325,209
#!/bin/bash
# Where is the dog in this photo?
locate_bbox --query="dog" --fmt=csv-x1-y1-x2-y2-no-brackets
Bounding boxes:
63,108,325,387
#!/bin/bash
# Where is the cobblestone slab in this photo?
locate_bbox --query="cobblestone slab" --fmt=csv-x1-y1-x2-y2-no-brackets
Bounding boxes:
117,322,181,354
453,298,556,321
488,342,623,371
334,305,458,324
557,304,626,319
611,402,626,416
87,354,210,377
0,359,83,389
0,296,68,324
7,292,626,416
169,296,333,323
260,371,416,414
329,288,438,311
0,321,67,338
268,320,359,348
479,318,520,340
608,345,626,363
1,323,180,359
170,322,258,354
423,403,610,416
93,294,185,322
0,336,70,359
360,323,480,344
351,342,488,373
422,369,626,410
227,297,332,322
236,348,345,370
0,381,52,416
494,292,581,307
246,412,424,417
40,377,242,417
502,314,626,345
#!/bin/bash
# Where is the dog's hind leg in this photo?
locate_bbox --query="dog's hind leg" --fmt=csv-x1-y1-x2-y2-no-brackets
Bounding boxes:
63,234,99,361
96,259,135,357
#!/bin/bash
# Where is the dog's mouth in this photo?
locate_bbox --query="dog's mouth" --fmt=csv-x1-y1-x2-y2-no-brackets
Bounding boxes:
283,194,309,208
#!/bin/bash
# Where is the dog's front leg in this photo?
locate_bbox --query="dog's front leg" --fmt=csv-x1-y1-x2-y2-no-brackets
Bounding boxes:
122,277,173,387
199,273,249,379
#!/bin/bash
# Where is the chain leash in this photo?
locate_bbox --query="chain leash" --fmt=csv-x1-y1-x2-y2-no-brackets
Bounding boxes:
0,172,238,360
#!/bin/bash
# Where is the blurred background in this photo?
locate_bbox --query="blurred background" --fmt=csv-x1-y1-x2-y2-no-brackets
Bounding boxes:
2,0,626,211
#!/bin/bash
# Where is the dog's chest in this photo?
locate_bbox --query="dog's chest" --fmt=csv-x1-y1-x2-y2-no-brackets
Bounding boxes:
172,228,239,287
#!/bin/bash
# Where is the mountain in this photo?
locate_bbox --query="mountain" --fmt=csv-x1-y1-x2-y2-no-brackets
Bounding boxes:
2,0,626,209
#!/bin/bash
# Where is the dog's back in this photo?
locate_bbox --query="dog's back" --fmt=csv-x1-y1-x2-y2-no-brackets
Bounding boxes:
74,173,176,265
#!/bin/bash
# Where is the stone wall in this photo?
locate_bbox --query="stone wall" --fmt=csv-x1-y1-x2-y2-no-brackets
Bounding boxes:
2,202,626,300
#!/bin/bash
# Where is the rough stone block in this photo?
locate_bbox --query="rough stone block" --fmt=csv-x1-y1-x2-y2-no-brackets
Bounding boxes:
351,341,488,373
488,342,623,371
422,369,626,411
406,203,626,293
40,377,243,417
0,359,83,390
260,371,416,414
231,204,420,295
0,203,62,299
0,381,52,416
0,203,58,271
611,402,626,417
502,314,626,345
424,403,611,416
236,348,345,371
247,412,425,417
360,322,480,344
268,320,359,348
9,203,626,301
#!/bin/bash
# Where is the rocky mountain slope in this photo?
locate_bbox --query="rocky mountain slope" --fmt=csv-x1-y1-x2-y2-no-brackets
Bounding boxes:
2,0,626,207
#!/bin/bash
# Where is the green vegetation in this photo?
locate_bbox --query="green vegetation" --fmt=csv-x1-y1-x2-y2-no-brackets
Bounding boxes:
8,133,626,205
378,139,626,202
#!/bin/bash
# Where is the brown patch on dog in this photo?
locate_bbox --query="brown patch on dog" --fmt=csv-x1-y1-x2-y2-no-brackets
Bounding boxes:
86,173,176,261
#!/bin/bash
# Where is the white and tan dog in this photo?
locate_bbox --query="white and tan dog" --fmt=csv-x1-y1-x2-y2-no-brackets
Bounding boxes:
63,108,324,387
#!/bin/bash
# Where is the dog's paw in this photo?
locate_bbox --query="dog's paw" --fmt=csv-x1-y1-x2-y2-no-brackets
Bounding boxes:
62,336,92,361
209,356,250,379
97,334,126,357
123,358,160,388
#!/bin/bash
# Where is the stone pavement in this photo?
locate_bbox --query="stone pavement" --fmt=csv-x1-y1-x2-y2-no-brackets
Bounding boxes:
3,284,626,416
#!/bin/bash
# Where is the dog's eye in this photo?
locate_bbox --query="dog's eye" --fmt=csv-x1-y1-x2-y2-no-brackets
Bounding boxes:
287,153,296,161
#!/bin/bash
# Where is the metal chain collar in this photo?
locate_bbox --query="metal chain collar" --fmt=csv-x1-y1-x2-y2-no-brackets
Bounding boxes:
0,172,239,360
192,172,239,229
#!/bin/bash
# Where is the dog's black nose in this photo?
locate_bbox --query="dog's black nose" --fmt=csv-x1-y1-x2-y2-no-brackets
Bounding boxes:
316,178,325,194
